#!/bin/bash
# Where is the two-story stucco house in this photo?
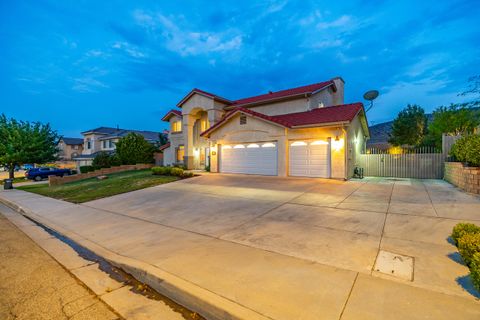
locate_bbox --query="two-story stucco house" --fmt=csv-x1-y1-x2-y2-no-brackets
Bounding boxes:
161,77,369,179
73,127,162,167
57,137,84,160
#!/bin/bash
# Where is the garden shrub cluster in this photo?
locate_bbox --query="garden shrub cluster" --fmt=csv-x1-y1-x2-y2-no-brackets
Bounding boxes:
91,152,121,169
79,165,95,174
450,134,480,166
151,166,194,178
452,222,480,291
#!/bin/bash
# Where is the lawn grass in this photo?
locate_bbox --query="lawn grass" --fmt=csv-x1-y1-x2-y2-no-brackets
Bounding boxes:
17,169,179,203
0,177,28,184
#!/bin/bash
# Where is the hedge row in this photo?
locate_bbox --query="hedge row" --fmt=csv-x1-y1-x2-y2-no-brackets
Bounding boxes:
452,223,480,291
151,166,194,178
450,134,480,166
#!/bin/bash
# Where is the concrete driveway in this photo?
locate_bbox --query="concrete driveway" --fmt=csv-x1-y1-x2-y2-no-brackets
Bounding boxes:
3,174,480,319
86,175,480,298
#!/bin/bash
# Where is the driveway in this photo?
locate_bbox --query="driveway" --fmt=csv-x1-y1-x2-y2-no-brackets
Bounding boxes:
85,175,480,298
3,174,480,319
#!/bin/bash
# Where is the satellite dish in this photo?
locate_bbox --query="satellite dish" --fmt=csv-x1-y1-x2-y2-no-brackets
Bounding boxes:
363,90,379,112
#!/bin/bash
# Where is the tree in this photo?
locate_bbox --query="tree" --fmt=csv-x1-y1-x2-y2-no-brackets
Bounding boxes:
115,132,155,165
92,151,120,169
424,104,480,148
388,104,427,146
0,114,59,179
158,132,168,146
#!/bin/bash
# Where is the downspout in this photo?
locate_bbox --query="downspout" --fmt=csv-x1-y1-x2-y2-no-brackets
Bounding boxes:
342,126,348,180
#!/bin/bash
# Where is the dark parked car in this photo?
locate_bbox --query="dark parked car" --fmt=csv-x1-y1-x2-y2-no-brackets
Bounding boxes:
25,167,72,181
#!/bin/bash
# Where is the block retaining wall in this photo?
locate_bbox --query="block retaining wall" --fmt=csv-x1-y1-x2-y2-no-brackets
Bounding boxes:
49,164,154,186
444,162,480,194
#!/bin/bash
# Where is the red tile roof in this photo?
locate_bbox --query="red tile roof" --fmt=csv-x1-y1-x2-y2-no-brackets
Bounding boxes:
161,109,182,121
271,103,363,127
177,80,336,108
231,81,336,107
201,103,363,137
158,142,171,151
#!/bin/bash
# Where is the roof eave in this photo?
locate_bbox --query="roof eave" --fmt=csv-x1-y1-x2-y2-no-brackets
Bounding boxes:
291,120,351,129
176,90,232,108
226,93,310,110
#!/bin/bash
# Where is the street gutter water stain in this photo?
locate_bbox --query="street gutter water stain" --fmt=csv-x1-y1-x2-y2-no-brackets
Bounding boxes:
22,215,204,320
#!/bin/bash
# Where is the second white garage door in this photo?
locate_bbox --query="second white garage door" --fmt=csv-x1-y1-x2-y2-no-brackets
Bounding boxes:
220,142,277,175
289,140,331,178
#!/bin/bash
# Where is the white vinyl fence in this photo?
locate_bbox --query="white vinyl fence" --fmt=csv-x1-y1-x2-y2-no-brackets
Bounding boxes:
357,147,444,179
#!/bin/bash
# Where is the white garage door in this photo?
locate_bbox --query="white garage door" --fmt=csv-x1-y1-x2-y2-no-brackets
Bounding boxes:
289,140,331,178
220,142,277,175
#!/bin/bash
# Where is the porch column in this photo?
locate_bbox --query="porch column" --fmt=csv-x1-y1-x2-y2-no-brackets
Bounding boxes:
183,114,195,169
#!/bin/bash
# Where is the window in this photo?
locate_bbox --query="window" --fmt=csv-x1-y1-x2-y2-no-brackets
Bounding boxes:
86,139,91,149
176,145,185,162
73,145,79,150
240,115,247,125
109,140,114,148
102,140,107,149
172,120,182,132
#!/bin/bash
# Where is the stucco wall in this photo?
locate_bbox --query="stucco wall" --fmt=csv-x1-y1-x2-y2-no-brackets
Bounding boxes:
58,141,83,160
249,98,310,116
346,115,366,178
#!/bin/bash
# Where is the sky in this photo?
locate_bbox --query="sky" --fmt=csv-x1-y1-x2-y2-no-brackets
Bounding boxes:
1,0,479,137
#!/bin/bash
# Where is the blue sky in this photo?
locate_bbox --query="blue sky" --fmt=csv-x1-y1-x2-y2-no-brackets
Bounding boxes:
1,0,479,137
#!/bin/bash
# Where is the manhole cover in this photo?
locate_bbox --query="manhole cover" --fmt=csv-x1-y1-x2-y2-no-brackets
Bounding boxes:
373,250,414,281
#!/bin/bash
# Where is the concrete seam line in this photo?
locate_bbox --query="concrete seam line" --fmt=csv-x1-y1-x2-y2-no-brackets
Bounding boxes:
0,194,273,320
422,181,439,217
338,272,359,320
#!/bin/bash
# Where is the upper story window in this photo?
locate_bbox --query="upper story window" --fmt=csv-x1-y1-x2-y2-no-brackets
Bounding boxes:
109,140,114,148
73,145,79,150
86,139,91,149
102,140,107,149
240,115,247,125
172,120,182,133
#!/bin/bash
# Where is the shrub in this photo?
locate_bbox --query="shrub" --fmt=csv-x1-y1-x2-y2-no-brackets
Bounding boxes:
465,135,480,167
471,252,480,291
116,133,155,165
170,167,184,176
151,166,172,175
181,171,194,178
79,165,94,173
457,233,480,266
92,152,114,169
452,223,480,246
450,134,480,166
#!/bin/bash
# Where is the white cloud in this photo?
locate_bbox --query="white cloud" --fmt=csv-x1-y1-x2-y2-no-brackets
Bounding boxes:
72,77,109,92
266,0,288,14
370,77,467,121
336,51,367,63
112,41,146,58
317,15,352,30
312,39,344,48
133,10,243,56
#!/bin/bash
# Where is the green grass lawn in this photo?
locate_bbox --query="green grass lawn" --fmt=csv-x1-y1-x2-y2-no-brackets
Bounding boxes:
17,170,179,203
0,177,28,184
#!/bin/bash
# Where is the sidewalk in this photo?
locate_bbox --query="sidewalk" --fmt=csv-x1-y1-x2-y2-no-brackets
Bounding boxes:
1,188,479,320
0,207,119,320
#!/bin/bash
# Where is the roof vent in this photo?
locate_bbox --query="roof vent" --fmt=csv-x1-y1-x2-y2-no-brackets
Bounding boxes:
318,102,325,108
268,91,273,94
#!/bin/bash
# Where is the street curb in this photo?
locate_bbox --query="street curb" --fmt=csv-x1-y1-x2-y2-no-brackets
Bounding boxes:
0,193,270,320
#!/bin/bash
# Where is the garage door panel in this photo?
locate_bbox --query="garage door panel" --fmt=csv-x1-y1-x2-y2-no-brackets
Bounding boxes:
289,140,331,178
221,142,277,176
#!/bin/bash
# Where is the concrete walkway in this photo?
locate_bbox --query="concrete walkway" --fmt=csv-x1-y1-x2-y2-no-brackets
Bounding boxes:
1,175,479,319
0,208,119,320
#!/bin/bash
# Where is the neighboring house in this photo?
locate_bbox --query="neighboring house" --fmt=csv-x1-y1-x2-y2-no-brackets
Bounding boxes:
161,77,370,179
73,127,161,167
57,137,84,160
